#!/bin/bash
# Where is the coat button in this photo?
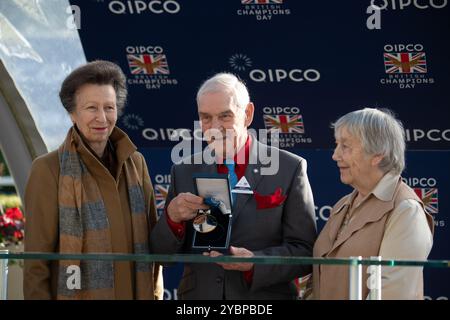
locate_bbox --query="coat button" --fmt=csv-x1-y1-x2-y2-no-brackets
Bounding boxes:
216,276,223,283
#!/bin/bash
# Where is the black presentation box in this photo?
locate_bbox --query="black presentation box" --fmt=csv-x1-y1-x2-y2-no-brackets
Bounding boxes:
191,173,234,253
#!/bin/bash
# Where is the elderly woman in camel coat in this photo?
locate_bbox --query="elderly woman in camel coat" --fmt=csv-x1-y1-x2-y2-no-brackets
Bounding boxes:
313,108,433,300
24,61,163,300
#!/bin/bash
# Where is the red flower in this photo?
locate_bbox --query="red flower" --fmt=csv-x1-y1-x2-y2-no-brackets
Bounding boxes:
13,230,23,240
0,206,25,246
5,207,23,220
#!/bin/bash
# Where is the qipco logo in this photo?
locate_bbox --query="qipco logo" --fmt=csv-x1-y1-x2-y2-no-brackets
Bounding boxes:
384,43,424,52
109,0,181,14
249,68,320,83
263,107,301,115
405,129,450,142
371,0,447,10
126,45,164,55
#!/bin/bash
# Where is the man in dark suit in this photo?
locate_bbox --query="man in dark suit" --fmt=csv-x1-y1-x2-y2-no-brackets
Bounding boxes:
150,73,317,300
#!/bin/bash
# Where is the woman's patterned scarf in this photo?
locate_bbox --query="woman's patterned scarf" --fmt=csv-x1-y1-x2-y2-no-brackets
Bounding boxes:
56,127,154,299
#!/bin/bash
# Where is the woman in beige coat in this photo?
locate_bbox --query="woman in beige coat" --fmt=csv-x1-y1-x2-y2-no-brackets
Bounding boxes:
313,108,434,300
24,60,162,300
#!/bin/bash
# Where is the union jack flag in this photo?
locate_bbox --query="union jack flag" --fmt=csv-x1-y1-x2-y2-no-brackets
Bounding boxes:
414,188,438,214
263,114,304,134
383,52,427,74
242,0,283,4
155,184,169,210
127,54,169,75
294,273,312,299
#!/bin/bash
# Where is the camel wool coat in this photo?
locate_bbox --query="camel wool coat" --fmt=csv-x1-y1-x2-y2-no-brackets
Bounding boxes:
23,127,163,300
313,174,433,300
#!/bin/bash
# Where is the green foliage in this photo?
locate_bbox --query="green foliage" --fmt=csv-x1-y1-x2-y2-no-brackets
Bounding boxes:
0,194,22,209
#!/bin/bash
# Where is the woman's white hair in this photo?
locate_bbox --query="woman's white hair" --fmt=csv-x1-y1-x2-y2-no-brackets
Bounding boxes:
196,73,250,109
333,108,406,175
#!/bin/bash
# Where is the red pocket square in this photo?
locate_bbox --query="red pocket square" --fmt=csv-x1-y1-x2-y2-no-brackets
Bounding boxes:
254,187,287,210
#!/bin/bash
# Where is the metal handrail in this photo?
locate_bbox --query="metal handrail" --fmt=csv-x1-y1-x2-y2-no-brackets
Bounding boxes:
0,250,8,300
1,252,448,300
0,252,448,267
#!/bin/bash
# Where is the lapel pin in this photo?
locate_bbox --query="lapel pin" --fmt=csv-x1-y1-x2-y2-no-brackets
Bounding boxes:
232,176,253,194
253,168,258,174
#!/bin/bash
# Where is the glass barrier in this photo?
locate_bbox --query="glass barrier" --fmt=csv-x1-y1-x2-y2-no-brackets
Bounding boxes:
1,251,448,266
0,250,449,300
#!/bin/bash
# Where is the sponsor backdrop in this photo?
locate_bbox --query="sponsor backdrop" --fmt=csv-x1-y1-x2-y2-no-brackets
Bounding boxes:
70,0,449,299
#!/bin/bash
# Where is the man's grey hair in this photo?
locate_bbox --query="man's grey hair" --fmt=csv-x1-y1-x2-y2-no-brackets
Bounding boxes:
332,108,406,175
196,73,250,109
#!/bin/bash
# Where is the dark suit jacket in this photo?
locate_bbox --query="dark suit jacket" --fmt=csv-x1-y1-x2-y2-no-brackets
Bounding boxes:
150,137,317,299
